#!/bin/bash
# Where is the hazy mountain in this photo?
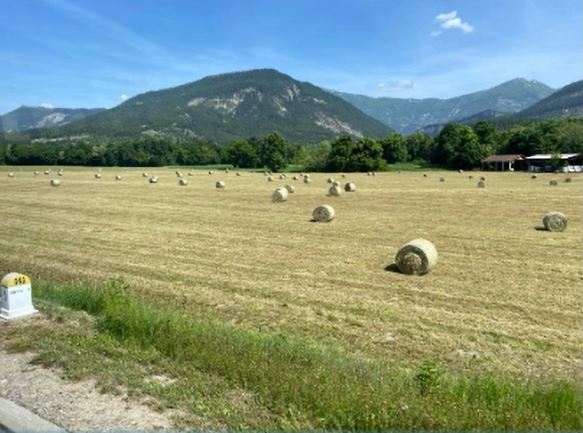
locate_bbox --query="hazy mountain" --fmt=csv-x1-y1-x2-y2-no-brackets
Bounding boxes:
52,69,390,143
0,106,104,132
515,80,583,119
422,110,507,136
333,78,554,134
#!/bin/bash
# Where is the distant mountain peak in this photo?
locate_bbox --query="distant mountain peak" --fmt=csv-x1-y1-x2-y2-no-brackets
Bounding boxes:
0,106,105,133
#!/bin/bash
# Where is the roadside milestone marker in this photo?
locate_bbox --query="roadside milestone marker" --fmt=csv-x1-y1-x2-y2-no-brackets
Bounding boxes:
0,273,37,320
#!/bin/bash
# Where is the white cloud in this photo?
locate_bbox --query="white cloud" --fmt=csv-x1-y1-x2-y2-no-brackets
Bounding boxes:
431,30,442,37
40,102,54,108
120,94,128,101
435,10,474,33
378,80,414,90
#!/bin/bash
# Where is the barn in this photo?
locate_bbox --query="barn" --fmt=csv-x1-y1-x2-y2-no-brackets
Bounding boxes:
526,153,583,173
481,154,526,171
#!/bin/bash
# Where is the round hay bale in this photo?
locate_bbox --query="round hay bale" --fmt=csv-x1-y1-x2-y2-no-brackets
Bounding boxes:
395,239,438,275
179,178,188,186
216,180,225,189
479,176,486,181
293,175,299,181
303,176,312,184
149,176,159,183
477,180,486,188
142,172,148,177
94,173,102,179
565,177,572,183
272,187,288,202
327,177,334,184
208,170,213,175
115,175,123,181
7,172,15,178
225,168,230,173
372,172,376,177
175,170,182,178
531,174,537,179
423,173,428,178
34,171,40,176
44,170,50,175
236,172,241,176
543,212,567,232
268,176,274,182
57,170,64,176
279,174,285,180
341,174,346,178
344,182,356,192
332,180,340,187
329,185,342,196
188,171,194,176
549,180,558,186
285,184,295,193
468,175,474,179
50,179,61,187
458,169,464,173
367,172,372,176
313,205,335,222
439,177,445,182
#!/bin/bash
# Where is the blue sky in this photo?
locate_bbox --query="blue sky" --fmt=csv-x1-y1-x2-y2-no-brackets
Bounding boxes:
1,0,581,113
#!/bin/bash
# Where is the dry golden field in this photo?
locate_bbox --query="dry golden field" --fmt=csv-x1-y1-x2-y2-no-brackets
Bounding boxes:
0,167,581,380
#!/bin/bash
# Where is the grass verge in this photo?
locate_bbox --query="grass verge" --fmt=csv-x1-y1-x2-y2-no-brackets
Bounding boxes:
9,278,582,431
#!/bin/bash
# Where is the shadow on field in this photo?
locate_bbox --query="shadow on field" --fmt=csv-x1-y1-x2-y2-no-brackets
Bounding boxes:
534,226,548,231
384,263,401,273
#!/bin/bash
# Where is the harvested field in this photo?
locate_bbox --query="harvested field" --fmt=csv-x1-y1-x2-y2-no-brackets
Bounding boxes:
0,167,581,380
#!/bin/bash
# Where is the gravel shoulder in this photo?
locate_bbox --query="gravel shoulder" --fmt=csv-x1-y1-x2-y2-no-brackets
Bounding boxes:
0,350,174,432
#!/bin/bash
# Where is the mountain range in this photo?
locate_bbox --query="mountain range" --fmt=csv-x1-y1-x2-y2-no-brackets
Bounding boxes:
2,70,581,143
0,106,104,133
333,78,555,134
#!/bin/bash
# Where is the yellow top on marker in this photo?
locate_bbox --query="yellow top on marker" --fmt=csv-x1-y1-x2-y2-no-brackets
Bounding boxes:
1,273,30,288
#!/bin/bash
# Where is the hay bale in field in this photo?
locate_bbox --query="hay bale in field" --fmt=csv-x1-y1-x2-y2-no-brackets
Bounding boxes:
341,174,346,178
279,174,285,180
179,178,188,186
327,177,334,184
175,170,182,177
272,187,288,202
115,175,123,181
468,175,474,179
344,181,356,192
477,180,486,188
372,172,376,176
236,172,241,176
313,204,335,222
44,170,50,175
57,170,64,176
565,177,572,183
34,171,40,176
328,185,342,196
285,184,295,193
439,177,445,182
332,180,340,186
7,172,14,177
268,176,274,182
423,173,428,177
50,179,61,187
149,176,159,183
142,172,148,177
458,169,463,173
94,173,102,179
293,175,299,181
367,172,372,176
549,180,558,186
303,176,312,184
225,168,230,173
216,180,225,189
208,170,213,175
188,171,194,176
479,176,486,181
395,239,437,275
542,212,567,232
531,174,537,179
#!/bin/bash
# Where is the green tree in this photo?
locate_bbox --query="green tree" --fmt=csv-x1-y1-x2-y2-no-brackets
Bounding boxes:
326,135,384,172
224,139,259,168
472,121,499,155
434,123,486,168
258,132,288,172
380,132,407,163
405,132,434,161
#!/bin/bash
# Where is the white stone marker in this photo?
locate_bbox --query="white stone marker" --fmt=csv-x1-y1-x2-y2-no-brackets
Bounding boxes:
0,273,38,320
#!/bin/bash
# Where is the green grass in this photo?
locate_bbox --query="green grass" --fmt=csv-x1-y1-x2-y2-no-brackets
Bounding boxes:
14,278,581,431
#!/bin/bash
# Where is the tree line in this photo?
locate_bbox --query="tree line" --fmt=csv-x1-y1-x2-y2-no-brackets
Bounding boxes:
1,118,581,171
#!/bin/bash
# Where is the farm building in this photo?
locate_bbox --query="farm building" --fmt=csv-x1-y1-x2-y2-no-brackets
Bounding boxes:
526,153,583,173
481,154,526,171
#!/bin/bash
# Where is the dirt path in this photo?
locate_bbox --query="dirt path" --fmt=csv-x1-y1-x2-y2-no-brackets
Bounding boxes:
0,351,174,432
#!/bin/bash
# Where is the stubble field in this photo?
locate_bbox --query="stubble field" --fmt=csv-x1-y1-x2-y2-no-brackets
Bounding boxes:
1,166,580,381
